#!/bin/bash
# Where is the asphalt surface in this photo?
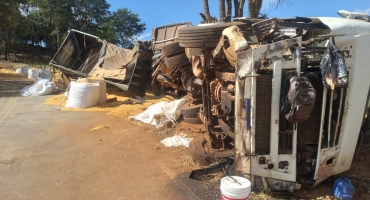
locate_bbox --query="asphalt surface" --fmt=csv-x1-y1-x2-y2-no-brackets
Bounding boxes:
0,77,202,200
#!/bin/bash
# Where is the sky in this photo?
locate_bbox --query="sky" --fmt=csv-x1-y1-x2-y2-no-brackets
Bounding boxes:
106,0,370,41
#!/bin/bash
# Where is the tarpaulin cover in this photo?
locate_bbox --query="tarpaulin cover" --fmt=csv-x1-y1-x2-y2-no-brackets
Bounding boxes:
49,29,153,96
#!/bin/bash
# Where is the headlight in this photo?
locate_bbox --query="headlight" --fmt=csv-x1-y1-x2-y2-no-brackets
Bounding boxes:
266,178,295,193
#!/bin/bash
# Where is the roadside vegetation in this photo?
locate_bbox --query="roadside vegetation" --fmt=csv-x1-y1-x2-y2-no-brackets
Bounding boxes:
0,0,146,65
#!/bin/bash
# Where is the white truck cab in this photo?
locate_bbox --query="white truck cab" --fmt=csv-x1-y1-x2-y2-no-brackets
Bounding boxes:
234,16,370,192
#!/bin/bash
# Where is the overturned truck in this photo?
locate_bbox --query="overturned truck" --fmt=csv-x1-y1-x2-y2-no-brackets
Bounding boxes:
173,14,370,193
50,30,153,97
51,13,370,193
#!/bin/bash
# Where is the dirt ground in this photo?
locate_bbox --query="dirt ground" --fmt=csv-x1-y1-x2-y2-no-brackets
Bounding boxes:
1,64,370,199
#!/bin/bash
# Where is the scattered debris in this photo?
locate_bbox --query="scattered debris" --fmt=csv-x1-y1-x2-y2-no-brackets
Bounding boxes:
122,97,145,104
129,99,187,128
20,78,57,96
189,165,224,181
90,125,112,131
160,134,193,148
106,97,117,103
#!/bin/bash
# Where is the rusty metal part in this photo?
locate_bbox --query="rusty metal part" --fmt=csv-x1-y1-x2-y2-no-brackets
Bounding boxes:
210,79,222,106
224,46,236,67
156,74,172,88
215,71,236,82
198,105,206,125
189,136,234,165
227,84,235,94
211,105,219,117
224,26,248,51
252,18,279,41
178,64,192,72
182,72,202,100
171,73,181,89
218,118,235,140
191,55,203,79
213,36,226,60
208,124,226,149
186,48,203,56
260,59,271,68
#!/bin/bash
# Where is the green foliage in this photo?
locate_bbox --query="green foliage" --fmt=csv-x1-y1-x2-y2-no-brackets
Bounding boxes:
111,8,146,49
0,0,24,60
0,0,146,61
69,0,110,34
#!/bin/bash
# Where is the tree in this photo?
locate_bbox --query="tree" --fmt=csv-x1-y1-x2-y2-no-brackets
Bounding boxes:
204,0,246,22
203,0,212,22
111,8,146,49
226,0,232,21
0,0,24,60
70,0,110,35
234,0,246,18
219,0,225,21
248,0,262,18
0,0,146,61
205,0,289,22
28,0,74,50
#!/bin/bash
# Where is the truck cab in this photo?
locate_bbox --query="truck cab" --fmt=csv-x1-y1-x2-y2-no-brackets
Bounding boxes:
234,16,370,192
178,13,370,193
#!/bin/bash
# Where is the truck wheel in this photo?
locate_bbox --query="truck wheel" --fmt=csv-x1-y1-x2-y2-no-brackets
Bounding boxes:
151,81,163,96
165,53,190,68
189,136,234,165
178,22,248,48
183,117,202,124
161,42,184,57
181,103,202,118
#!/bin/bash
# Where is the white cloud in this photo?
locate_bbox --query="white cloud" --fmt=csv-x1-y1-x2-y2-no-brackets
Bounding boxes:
355,8,370,15
137,33,152,41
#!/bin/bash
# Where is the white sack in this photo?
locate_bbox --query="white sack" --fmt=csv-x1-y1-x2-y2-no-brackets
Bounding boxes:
76,77,107,104
86,78,106,104
28,69,39,79
19,67,30,76
39,68,52,80
65,81,100,108
129,99,187,128
161,135,193,148
20,78,56,96
15,68,22,74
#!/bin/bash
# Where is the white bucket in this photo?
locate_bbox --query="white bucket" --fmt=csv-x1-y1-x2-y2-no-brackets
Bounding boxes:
220,176,251,200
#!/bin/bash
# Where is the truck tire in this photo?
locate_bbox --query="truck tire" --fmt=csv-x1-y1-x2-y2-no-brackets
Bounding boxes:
178,22,248,48
165,53,190,68
151,81,163,96
189,136,234,165
183,117,202,124
181,103,202,118
161,42,184,57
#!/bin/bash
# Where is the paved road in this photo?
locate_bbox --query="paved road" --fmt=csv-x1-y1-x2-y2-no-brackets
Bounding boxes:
0,77,201,200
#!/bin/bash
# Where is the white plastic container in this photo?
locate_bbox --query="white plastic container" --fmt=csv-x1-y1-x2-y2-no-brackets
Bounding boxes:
220,176,251,200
